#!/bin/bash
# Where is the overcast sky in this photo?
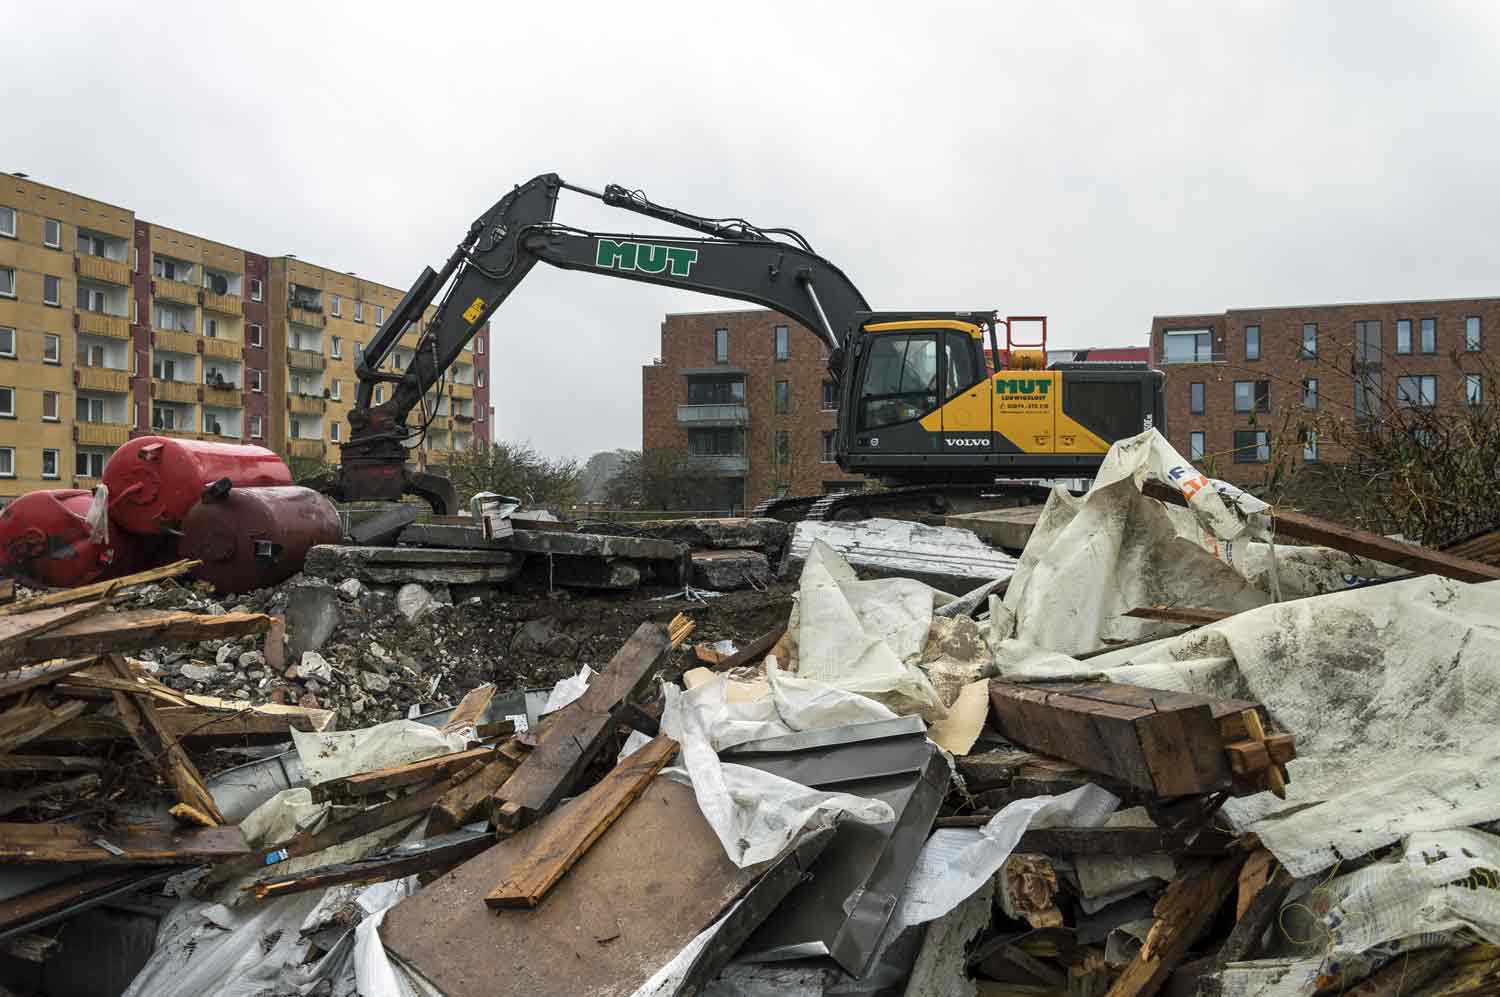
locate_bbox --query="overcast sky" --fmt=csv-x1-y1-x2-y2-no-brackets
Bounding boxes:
9,2,1500,458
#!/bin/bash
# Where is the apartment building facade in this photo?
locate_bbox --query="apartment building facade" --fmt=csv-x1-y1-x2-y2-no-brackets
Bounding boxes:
0,175,490,500
642,309,862,512
1151,296,1499,485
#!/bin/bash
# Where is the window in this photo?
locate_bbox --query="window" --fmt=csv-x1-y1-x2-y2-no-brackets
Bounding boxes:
774,325,789,360
1467,373,1483,406
1189,382,1204,414
821,380,839,411
822,431,836,463
774,430,790,465
1244,325,1260,361
77,286,106,313
131,298,138,324
1301,324,1318,358
1396,319,1412,355
330,422,341,442
152,356,177,381
1397,375,1437,408
687,377,744,404
1301,429,1318,463
1420,318,1436,354
0,448,11,477
0,268,13,298
76,451,106,477
1303,377,1318,408
354,301,363,323
0,207,14,238
1233,380,1269,413
249,278,262,301
0,327,12,357
1467,316,1482,352
374,386,385,405
249,415,263,439
477,370,485,388
774,379,790,414
375,305,384,326
1189,431,1205,460
42,334,59,364
1233,429,1269,463
43,275,60,306
331,379,342,401
41,449,58,479
687,427,744,455
355,342,363,359
714,328,729,364
204,318,218,339
249,368,264,392
0,386,11,417
1162,330,1213,364
393,353,404,370
76,396,104,422
476,337,484,355
330,295,341,317
42,391,58,421
43,219,61,249
859,332,939,430
248,323,263,347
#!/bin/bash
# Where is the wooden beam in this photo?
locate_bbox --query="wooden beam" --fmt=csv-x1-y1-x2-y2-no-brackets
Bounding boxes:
16,609,270,666
441,684,496,734
0,774,102,818
0,755,106,774
0,701,89,755
1124,605,1230,626
38,701,325,747
0,821,248,865
715,627,786,672
0,601,109,670
0,559,199,617
1076,628,1196,660
321,746,497,799
0,657,103,699
1141,479,1500,583
989,681,1233,797
248,831,495,901
102,654,223,825
1105,856,1244,997
485,735,677,908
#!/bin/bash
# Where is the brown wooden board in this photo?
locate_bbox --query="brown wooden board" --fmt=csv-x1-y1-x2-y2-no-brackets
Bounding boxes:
0,560,199,617
36,701,324,747
989,681,1232,797
485,735,678,908
382,778,771,997
1106,856,1244,997
716,627,786,672
0,701,88,755
103,654,223,824
428,756,520,834
0,870,164,934
1124,606,1231,626
0,822,248,865
0,602,109,670
0,657,99,698
440,685,495,733
249,832,497,901
321,746,497,799
15,610,270,665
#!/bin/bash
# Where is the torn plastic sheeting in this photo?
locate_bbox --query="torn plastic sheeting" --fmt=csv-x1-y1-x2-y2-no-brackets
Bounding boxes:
292,719,470,786
1073,807,1175,899
541,664,595,714
237,787,329,849
792,539,947,721
892,783,1119,931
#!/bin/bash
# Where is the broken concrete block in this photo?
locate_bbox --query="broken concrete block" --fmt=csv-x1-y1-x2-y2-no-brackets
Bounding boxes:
592,517,790,560
361,671,392,693
336,578,363,601
299,651,334,683
395,583,437,622
284,582,342,656
691,549,773,591
399,523,690,583
510,617,579,659
178,663,214,683
304,545,523,586
944,505,1044,551
787,519,1018,594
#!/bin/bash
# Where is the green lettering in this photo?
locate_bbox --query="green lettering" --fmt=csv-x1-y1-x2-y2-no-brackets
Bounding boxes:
595,239,637,270
634,243,670,274
666,247,699,276
1038,381,1050,396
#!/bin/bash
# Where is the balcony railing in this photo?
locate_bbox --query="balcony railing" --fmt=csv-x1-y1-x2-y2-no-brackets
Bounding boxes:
287,348,326,371
76,255,130,286
76,367,130,393
1158,352,1227,365
683,454,749,475
449,382,474,399
289,394,326,414
155,380,198,404
154,329,199,355
202,337,242,360
204,385,242,408
77,311,130,339
289,305,326,328
202,290,242,315
75,422,130,446
154,279,198,306
289,439,326,459
677,403,749,426
74,475,103,491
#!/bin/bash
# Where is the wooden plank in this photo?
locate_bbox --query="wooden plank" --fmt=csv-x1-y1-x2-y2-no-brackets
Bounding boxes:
0,601,108,670
0,559,199,616
16,609,270,665
1220,864,1293,965
1106,857,1244,997
715,626,786,672
492,621,675,832
324,746,497,799
0,657,99,699
1043,681,1260,721
441,684,496,734
0,821,248,865
0,871,151,933
1124,605,1231,626
1142,479,1500,583
38,701,325,747
248,831,496,901
102,654,223,825
0,701,88,755
0,755,105,774
0,773,101,818
428,756,519,834
486,735,678,908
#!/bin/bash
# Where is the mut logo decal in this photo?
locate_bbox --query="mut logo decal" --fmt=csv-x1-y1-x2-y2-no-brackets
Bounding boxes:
944,437,990,447
994,378,1051,396
595,239,699,277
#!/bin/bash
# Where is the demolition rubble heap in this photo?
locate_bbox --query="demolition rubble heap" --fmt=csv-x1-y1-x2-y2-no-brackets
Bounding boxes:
4,429,1500,997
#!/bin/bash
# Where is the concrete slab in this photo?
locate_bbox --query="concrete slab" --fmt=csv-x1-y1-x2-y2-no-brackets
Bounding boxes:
944,505,1044,551
787,519,1019,595
691,550,773,591
399,523,689,582
304,545,523,586
589,517,790,560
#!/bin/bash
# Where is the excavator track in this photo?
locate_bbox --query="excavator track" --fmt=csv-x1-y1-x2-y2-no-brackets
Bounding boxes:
784,481,1062,523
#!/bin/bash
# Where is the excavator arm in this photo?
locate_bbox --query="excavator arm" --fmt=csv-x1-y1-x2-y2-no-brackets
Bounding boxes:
313,172,870,511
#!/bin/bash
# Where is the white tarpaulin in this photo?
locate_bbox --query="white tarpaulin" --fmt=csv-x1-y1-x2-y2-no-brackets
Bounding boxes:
291,720,469,786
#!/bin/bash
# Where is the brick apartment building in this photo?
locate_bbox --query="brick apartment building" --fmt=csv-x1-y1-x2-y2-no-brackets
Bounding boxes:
0,174,490,500
1151,296,1497,485
642,309,863,512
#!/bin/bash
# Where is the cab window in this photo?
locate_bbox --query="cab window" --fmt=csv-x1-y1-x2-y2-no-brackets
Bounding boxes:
943,330,980,399
860,333,938,430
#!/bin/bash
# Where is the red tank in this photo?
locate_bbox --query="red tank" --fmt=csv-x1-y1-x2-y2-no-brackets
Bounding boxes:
104,437,291,536
180,486,343,594
0,489,154,589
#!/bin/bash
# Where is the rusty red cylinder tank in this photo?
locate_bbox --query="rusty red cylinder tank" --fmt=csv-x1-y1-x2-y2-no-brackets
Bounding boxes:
0,489,154,589
104,436,292,536
180,485,343,594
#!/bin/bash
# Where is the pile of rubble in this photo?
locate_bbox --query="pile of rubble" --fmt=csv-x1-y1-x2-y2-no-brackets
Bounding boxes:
5,428,1500,997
